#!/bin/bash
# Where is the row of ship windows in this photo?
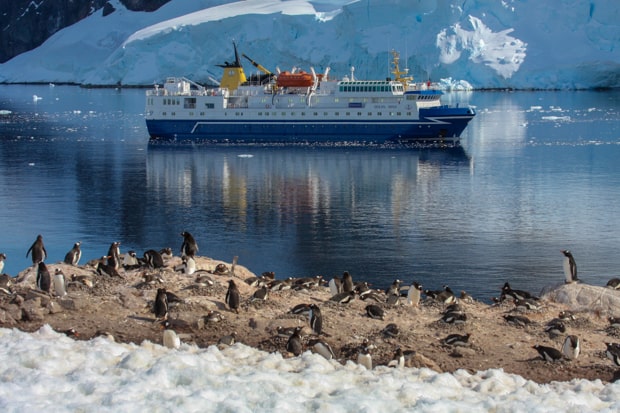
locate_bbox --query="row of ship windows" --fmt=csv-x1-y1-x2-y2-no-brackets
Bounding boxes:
159,111,415,117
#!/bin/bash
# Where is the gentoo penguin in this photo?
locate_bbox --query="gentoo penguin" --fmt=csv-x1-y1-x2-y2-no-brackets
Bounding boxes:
153,288,169,321
442,333,471,347
606,278,620,289
386,279,401,297
36,262,51,293
163,328,181,349
159,247,173,261
329,291,356,304
558,310,577,321
96,256,122,277
225,280,240,313
501,282,539,301
605,342,620,366
357,339,374,369
561,250,579,283
365,304,385,320
533,344,563,362
609,317,620,329
328,276,342,296
252,285,269,301
437,285,457,304
0,253,6,274
26,234,47,265
387,347,405,369
175,256,196,275
382,323,400,338
53,268,67,297
218,332,237,349
545,320,566,338
64,242,82,266
123,250,140,269
143,249,164,269
308,338,336,361
286,326,304,356
308,304,323,335
289,303,311,316
561,335,580,360
107,242,121,270
205,310,224,324
180,231,199,258
342,271,354,293
406,282,423,307
503,314,533,327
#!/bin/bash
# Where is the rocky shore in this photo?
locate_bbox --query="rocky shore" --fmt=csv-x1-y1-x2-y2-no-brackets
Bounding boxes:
1,254,620,384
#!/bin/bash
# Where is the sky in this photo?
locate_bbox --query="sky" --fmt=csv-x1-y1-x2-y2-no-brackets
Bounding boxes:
0,0,618,89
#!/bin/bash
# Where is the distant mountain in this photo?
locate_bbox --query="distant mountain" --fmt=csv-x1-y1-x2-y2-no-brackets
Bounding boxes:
0,0,170,63
0,0,618,89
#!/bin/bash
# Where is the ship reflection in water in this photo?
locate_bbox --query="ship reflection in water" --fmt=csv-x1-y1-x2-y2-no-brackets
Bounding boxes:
146,145,472,292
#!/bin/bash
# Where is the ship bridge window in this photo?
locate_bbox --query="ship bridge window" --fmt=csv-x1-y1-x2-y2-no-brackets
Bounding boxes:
184,98,196,109
205,103,214,109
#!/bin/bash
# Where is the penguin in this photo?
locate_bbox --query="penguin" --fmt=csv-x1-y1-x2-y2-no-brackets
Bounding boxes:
386,279,401,297
163,328,181,349
225,280,240,313
96,256,122,277
441,311,467,324
252,285,269,301
532,344,563,362
437,285,456,304
26,234,47,265
123,250,140,269
503,314,533,327
328,276,342,296
514,298,541,311
143,249,165,269
276,326,298,339
205,310,224,323
286,326,304,356
175,256,196,275
382,323,400,338
442,333,471,347
153,288,169,321
218,332,237,348
561,335,580,360
0,253,6,274
64,242,82,266
606,278,620,289
605,342,620,366
289,303,311,316
558,310,577,321
609,317,620,329
365,304,385,320
329,291,356,304
180,231,198,258
342,271,354,293
545,320,566,338
36,262,51,293
387,347,405,369
501,282,539,301
308,338,336,360
561,250,579,283
107,242,121,270
53,268,67,297
356,339,374,369
308,304,323,335
406,282,423,307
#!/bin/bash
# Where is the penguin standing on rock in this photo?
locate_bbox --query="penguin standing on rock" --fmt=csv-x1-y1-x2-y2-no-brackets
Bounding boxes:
154,288,169,321
561,250,579,283
342,271,354,293
53,268,67,297
143,249,164,269
286,326,304,356
64,242,82,266
36,262,51,293
406,282,423,307
26,235,47,265
225,280,240,313
181,231,198,258
107,242,121,270
308,304,323,335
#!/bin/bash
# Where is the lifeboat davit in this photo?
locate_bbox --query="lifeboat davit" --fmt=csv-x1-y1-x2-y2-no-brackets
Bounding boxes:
276,71,314,88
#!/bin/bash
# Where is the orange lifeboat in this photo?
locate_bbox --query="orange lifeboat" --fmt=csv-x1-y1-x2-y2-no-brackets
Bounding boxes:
276,71,314,87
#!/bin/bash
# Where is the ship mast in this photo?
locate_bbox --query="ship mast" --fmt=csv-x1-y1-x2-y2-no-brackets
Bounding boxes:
390,50,412,89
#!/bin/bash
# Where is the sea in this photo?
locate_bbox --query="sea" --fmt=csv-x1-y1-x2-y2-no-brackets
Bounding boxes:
1,85,620,410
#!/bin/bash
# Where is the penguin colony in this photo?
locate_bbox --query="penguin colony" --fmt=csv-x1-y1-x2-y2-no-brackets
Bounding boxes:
3,239,620,382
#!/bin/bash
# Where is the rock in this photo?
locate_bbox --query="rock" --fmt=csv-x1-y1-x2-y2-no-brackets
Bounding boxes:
543,283,620,315
22,301,46,322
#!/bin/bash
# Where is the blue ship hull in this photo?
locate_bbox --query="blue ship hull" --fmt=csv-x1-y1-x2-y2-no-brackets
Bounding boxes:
146,107,475,145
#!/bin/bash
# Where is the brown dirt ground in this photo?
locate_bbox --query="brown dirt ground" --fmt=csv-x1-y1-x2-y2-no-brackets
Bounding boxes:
2,255,619,384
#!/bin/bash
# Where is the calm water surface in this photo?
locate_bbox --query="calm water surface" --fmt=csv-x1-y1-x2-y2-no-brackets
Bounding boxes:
0,85,619,300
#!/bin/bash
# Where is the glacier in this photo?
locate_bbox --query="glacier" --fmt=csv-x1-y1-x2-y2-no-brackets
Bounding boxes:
0,0,618,89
